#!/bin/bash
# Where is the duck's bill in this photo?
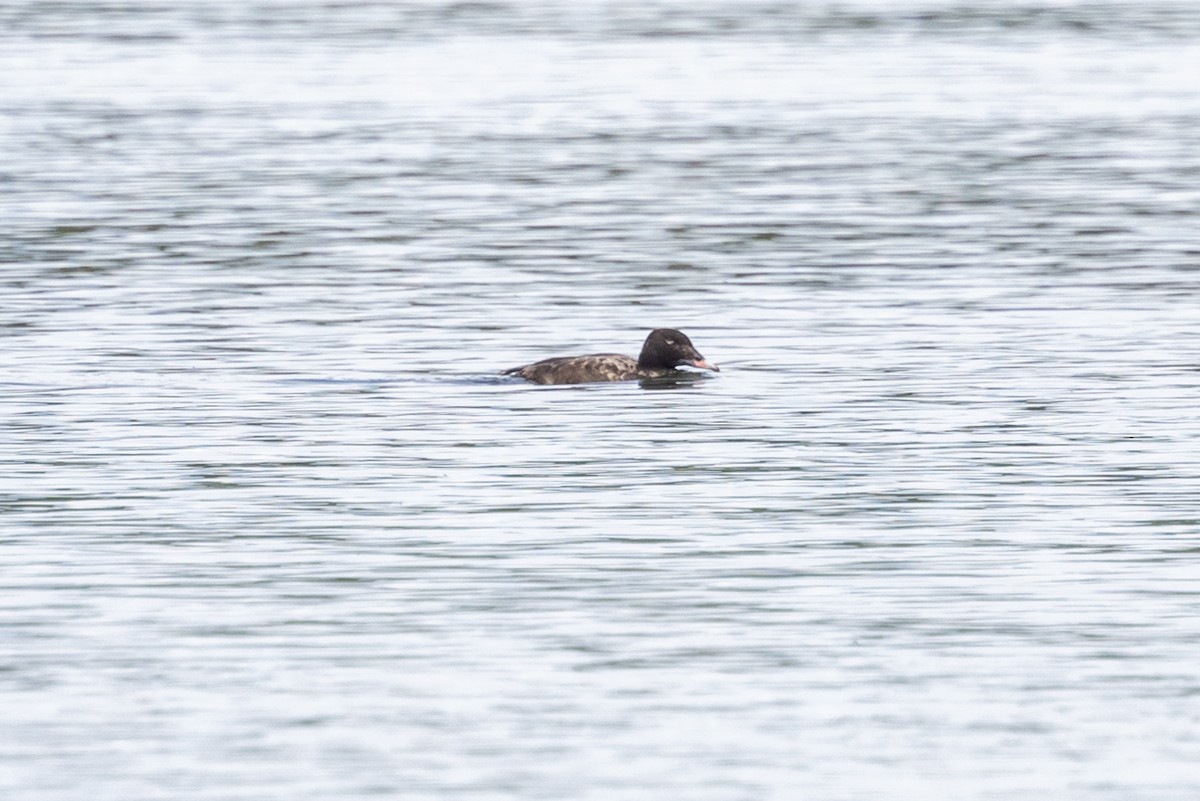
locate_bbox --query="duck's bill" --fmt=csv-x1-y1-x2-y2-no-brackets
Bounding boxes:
689,359,720,372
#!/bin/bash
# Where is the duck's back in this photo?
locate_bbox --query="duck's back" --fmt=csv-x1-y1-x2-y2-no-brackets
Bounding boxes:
503,353,639,385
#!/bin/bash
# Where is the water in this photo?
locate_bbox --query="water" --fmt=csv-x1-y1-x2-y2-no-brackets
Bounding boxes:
4,1,1200,798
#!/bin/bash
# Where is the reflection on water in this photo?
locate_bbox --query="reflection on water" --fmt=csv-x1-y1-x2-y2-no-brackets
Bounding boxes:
3,1,1200,799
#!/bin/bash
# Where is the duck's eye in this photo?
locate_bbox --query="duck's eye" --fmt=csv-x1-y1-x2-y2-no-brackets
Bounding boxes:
665,339,676,346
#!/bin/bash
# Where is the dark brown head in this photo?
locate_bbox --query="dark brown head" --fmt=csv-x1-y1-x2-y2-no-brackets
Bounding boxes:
636,329,719,373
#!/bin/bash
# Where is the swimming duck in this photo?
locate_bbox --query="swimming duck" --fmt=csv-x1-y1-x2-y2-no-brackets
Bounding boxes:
502,328,719,385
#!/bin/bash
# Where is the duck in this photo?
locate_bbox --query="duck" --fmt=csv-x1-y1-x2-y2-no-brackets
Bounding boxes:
502,328,719,385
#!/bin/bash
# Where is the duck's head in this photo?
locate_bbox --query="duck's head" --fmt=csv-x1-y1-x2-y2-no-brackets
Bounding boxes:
638,328,719,372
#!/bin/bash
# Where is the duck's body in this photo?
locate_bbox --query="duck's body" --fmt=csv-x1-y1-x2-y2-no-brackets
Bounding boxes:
504,353,645,385
503,329,718,385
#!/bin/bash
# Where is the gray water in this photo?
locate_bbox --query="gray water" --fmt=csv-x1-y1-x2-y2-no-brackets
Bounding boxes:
4,1,1200,799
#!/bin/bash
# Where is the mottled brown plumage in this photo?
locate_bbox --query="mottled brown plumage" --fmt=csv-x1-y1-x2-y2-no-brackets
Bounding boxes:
503,329,718,385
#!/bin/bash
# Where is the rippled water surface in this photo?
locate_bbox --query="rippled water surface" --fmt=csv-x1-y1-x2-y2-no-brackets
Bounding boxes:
4,1,1200,799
